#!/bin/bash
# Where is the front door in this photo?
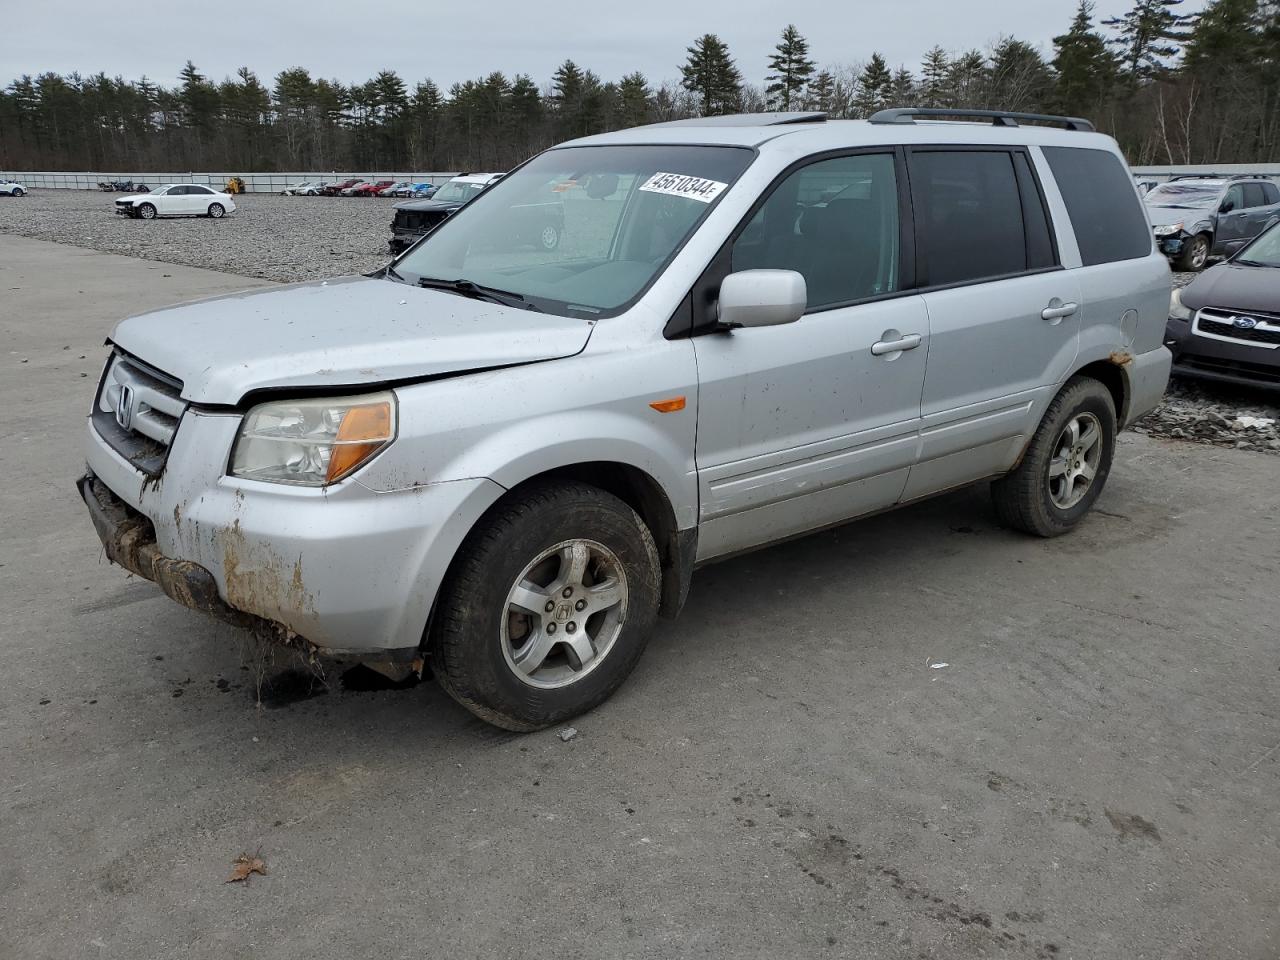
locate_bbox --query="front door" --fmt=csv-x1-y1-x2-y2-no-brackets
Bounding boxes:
902,147,1081,500
692,151,928,561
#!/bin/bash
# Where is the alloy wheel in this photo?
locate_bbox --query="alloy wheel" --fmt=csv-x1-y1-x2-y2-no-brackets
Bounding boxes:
500,539,628,689
1048,412,1103,509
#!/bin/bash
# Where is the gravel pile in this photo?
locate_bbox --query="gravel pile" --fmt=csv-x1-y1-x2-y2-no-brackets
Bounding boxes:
0,189,394,282
1134,379,1279,453
2,189,1276,454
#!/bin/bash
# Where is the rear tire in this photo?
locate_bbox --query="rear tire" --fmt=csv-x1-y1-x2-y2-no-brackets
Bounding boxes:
991,376,1116,537
429,482,661,731
1175,233,1210,271
208,203,225,219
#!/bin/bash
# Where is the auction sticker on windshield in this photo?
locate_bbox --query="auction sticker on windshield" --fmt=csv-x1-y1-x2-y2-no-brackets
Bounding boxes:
639,172,728,203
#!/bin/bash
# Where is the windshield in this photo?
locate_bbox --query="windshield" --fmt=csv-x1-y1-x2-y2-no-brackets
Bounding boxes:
1144,182,1221,207
394,144,754,317
1237,221,1280,267
432,180,488,203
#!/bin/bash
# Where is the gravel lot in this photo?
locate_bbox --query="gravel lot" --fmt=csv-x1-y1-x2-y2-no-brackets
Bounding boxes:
2,188,1276,451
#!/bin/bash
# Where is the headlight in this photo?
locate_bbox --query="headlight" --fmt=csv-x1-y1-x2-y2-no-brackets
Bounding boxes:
230,391,396,486
1154,222,1184,237
1169,287,1194,321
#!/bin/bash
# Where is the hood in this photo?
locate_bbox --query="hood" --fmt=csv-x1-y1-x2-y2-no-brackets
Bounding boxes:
395,197,462,213
1180,261,1280,313
1145,203,1213,228
110,276,595,405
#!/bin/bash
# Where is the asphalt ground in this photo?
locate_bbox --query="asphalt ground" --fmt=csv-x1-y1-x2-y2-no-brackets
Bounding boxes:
2,234,1278,960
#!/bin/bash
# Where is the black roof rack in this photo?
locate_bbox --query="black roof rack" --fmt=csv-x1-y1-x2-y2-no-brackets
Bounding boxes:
646,111,827,128
868,107,1095,132
1167,173,1274,181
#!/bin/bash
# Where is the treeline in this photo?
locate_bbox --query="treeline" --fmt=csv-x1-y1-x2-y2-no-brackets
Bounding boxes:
1,0,1276,173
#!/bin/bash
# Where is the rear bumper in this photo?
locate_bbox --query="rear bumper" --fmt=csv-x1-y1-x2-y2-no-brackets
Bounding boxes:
1165,316,1280,389
1122,344,1173,426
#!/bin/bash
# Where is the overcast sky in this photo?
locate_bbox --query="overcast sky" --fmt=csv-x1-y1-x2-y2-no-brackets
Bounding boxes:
4,0,1209,91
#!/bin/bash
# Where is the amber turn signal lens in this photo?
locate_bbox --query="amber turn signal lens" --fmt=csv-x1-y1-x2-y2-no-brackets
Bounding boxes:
326,401,394,483
649,396,686,413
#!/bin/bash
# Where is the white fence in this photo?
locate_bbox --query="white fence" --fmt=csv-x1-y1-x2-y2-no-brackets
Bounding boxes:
4,171,462,193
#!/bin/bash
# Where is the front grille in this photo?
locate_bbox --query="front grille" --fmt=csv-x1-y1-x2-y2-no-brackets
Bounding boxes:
92,353,186,474
1196,309,1280,346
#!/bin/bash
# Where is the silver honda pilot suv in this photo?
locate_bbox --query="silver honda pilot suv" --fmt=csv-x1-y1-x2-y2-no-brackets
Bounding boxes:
80,109,1172,730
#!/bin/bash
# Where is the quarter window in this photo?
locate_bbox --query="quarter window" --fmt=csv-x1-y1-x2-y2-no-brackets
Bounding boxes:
731,153,900,309
1263,182,1280,205
908,150,1030,286
1042,146,1152,266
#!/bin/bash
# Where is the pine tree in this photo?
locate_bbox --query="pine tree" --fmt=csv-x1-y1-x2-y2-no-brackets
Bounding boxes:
681,34,742,116
1103,0,1194,81
853,53,892,116
765,25,816,110
619,72,652,127
919,46,951,107
1053,1,1118,116
807,70,835,111
889,67,916,106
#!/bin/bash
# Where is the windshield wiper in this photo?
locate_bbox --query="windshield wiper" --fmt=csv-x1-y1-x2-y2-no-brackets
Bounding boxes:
1232,258,1271,268
416,276,537,311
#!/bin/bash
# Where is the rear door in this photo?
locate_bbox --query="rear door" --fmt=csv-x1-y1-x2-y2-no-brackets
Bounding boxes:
903,146,1080,500
692,150,929,560
1243,183,1275,242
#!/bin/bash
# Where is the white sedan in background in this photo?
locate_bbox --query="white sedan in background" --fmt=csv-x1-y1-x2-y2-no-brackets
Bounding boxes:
115,184,236,220
0,179,26,196
282,180,324,195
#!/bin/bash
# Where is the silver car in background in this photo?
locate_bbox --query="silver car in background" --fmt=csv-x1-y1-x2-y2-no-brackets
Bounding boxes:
79,108,1171,730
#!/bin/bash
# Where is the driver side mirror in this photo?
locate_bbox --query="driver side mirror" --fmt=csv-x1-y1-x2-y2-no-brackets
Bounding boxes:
717,270,807,328
1221,198,1236,213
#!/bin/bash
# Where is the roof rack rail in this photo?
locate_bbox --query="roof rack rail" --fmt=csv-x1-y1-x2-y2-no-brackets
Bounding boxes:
867,107,1095,132
646,111,827,128
1168,172,1274,181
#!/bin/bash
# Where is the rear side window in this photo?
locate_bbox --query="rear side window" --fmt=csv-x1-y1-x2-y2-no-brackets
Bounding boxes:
1042,146,1152,266
1244,183,1267,208
908,150,1031,286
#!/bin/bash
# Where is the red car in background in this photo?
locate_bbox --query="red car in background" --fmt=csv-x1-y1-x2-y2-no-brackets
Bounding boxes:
351,180,395,197
321,178,363,196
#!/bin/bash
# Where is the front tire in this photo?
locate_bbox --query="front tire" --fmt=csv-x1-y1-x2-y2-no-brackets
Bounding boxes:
208,202,225,219
1175,233,1210,271
13,187,23,197
137,203,157,220
991,376,1116,537
429,482,661,731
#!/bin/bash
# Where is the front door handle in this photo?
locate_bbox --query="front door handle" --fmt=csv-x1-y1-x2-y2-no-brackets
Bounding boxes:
871,333,922,356
1041,299,1078,323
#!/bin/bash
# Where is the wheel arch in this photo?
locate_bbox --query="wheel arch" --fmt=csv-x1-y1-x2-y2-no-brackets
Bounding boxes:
430,460,694,646
1072,358,1128,425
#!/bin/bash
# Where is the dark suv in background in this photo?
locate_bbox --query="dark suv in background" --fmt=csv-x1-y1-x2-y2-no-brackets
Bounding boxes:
389,173,503,253
1145,175,1280,271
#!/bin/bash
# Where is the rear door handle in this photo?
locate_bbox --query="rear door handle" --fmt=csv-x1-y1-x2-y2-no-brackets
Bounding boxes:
1041,300,1078,323
871,333,922,356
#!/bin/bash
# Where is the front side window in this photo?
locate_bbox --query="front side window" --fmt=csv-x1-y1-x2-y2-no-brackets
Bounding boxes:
909,150,1028,286
395,145,753,317
732,153,900,309
1222,184,1246,212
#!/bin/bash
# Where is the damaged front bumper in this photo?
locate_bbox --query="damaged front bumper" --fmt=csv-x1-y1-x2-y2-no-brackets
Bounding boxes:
79,473,264,632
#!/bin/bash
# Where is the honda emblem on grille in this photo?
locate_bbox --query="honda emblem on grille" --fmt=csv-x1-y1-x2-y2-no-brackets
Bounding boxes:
1232,316,1259,330
115,384,135,430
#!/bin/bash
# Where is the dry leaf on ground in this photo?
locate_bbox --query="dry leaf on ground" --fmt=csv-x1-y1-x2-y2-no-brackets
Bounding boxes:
225,853,268,884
